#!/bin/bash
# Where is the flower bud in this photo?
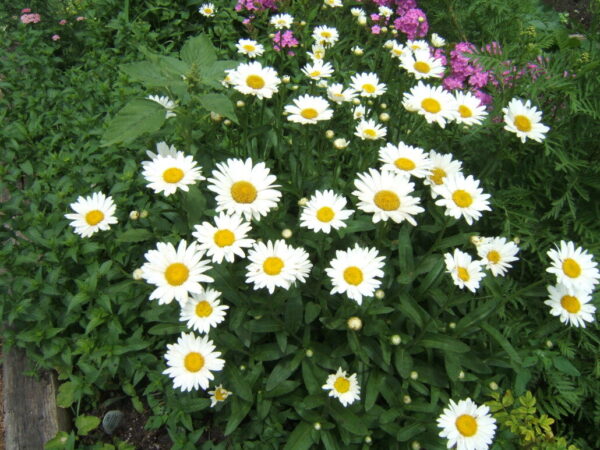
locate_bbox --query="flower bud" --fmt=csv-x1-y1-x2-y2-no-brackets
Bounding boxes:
139,210,149,219
546,340,553,348
347,316,363,331
282,75,291,83
403,394,412,404
411,441,421,450
210,111,222,122
358,16,367,25
305,349,314,357
448,322,456,329
314,422,321,430
281,228,293,239
489,381,499,391
391,334,401,345
236,100,245,108
325,130,335,139
375,289,385,299
333,138,349,149
410,371,419,380
352,98,361,105
379,112,390,122
224,119,232,126
129,210,139,220
365,436,372,444
132,268,144,280
298,197,309,207
458,370,465,379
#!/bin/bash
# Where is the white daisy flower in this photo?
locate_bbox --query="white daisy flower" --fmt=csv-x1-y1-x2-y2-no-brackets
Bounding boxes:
502,98,550,143
444,249,486,293
246,240,312,293
406,39,430,52
477,237,519,277
141,146,205,197
351,45,364,55
236,38,265,58
192,212,254,264
147,95,176,119
545,283,596,328
402,81,459,128
141,240,213,306
325,244,385,304
424,150,463,193
208,385,232,407
350,7,365,17
285,95,333,124
180,287,229,334
434,173,491,225
454,91,488,126
354,119,387,141
299,190,354,234
379,141,433,179
389,41,409,59
313,25,339,47
307,44,326,61
378,6,393,17
227,61,280,99
350,72,387,98
270,13,294,29
437,398,497,450
327,83,357,104
163,332,224,392
431,33,446,47
400,49,445,80
65,192,118,238
207,158,281,221
353,104,368,120
301,60,334,80
198,3,216,17
546,241,599,293
324,0,343,7
322,368,360,407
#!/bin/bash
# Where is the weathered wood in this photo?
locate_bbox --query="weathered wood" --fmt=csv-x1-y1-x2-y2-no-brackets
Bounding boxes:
3,346,70,450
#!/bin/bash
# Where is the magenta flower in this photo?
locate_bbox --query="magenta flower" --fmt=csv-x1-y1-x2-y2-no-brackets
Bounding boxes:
273,30,298,51
59,19,68,25
393,8,428,39
20,13,41,24
52,34,60,41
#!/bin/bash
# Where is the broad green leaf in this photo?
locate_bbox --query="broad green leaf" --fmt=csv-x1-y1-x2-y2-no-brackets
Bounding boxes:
415,257,445,294
553,356,580,376
101,99,165,146
121,61,175,87
365,371,383,411
75,415,101,436
198,93,238,124
481,323,522,365
56,381,77,408
320,431,342,450
397,295,427,328
116,229,153,243
246,317,282,333
224,397,252,435
456,297,502,333
304,302,321,324
139,48,189,79
181,186,206,227
200,60,239,87
396,422,426,441
330,404,369,436
180,34,217,67
394,348,413,378
224,365,253,402
284,422,314,450
421,334,470,353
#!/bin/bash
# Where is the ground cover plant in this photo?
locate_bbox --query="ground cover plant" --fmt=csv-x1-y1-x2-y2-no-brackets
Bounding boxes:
1,0,600,448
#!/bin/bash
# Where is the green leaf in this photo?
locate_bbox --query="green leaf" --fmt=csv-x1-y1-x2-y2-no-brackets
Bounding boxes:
304,302,321,324
120,61,176,87
455,297,502,333
224,397,252,435
394,348,413,378
75,415,101,436
45,431,76,449
481,323,522,365
147,324,184,335
198,93,238,124
116,229,153,243
200,60,239,87
101,99,165,146
397,224,414,275
396,422,426,441
421,334,470,353
56,381,77,408
330,404,368,436
365,371,383,411
283,422,314,450
246,317,282,333
181,186,206,227
553,356,580,376
180,34,217,67
225,365,253,402
320,431,343,450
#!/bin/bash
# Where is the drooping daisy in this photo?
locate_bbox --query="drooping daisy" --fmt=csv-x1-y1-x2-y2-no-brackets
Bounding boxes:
141,146,205,196
454,91,488,126
354,119,387,140
141,240,213,306
546,241,599,293
270,13,294,29
198,3,216,17
545,283,596,328
350,7,365,17
406,39,430,52
163,332,224,392
301,60,334,80
502,98,550,143
402,81,459,128
476,237,519,277
285,95,333,124
444,249,486,293
389,41,409,59
227,61,281,99
378,6,393,17
379,141,433,179
192,212,254,264
322,367,360,407
307,43,326,62
325,244,385,304
147,95,176,118
209,385,232,407
437,398,497,450
431,33,446,48
65,192,118,238
400,49,445,80
246,240,312,293
327,83,357,104
434,173,491,225
350,72,387,98
207,158,281,221
299,190,354,234
353,104,368,120
236,38,265,58
324,0,343,7
424,150,463,193
180,287,229,334
353,168,424,225
313,25,339,47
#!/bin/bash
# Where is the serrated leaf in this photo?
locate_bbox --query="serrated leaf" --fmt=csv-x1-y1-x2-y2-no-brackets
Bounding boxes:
198,93,238,124
121,61,175,87
75,415,101,436
180,34,217,67
101,99,165,146
56,381,77,408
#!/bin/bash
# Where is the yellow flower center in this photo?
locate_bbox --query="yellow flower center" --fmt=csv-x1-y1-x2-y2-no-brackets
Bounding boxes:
373,190,400,211
514,115,532,132
430,168,446,185
321,31,332,38
362,83,376,94
316,206,335,222
421,98,441,113
452,189,473,208
487,250,501,264
165,263,189,286
214,388,227,401
455,414,478,437
411,45,421,50
213,229,235,247
363,128,377,138
562,258,581,278
413,61,430,73
184,352,205,373
560,295,581,313
163,167,184,183
459,105,473,118
243,44,256,52
394,157,416,171
195,300,213,317
309,70,321,77
263,256,284,275
334,376,350,393
457,267,470,281
392,49,403,56
85,209,104,226
230,181,257,204
246,74,265,90
301,108,318,119
343,266,364,286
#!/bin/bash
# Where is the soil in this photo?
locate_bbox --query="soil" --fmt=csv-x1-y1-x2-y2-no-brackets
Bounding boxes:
542,0,595,28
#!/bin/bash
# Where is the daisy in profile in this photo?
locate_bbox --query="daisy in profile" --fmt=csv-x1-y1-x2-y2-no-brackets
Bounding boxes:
351,72,387,98
434,173,491,225
313,25,339,47
424,150,463,193
353,168,424,225
236,38,265,58
307,44,326,62
545,283,596,328
379,141,433,179
141,145,204,196
400,49,445,80
402,81,458,128
141,240,213,305
207,158,281,221
227,61,280,99
431,33,446,47
299,190,353,234
546,241,599,293
246,240,312,293
163,332,224,392
354,119,387,140
270,13,293,29
454,91,488,126
209,385,232,407
325,244,385,304
353,105,368,120
285,95,333,124
503,98,550,143
437,398,497,450
322,368,360,407
476,237,519,277
444,249,485,293
301,60,334,80
198,3,216,17
65,192,118,238
180,287,229,334
192,212,254,264
389,41,409,59
324,0,343,7
147,95,176,118
327,83,357,104
407,39,430,52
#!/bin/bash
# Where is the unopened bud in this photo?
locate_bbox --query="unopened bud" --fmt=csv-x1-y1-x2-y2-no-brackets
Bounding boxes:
546,340,553,348
210,111,222,122
224,119,232,126
314,422,321,430
333,138,349,149
352,98,361,105
489,381,499,391
411,441,421,450
513,236,520,244
380,103,387,109
132,268,144,280
305,349,314,357
410,371,419,380
236,100,245,108
391,334,401,345
448,322,456,329
358,16,367,25
458,370,465,379
298,197,309,207
375,289,385,299
347,316,363,331
379,112,390,122
325,130,335,139
129,210,139,220
353,47,364,56
240,365,246,371
282,75,291,83
139,210,149,219
281,228,293,239
470,235,484,246
365,436,372,444
403,394,412,404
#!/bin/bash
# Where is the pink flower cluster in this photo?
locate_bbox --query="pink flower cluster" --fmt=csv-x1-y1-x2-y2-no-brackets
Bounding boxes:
20,10,41,24
393,8,428,39
272,30,298,53
235,0,279,12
